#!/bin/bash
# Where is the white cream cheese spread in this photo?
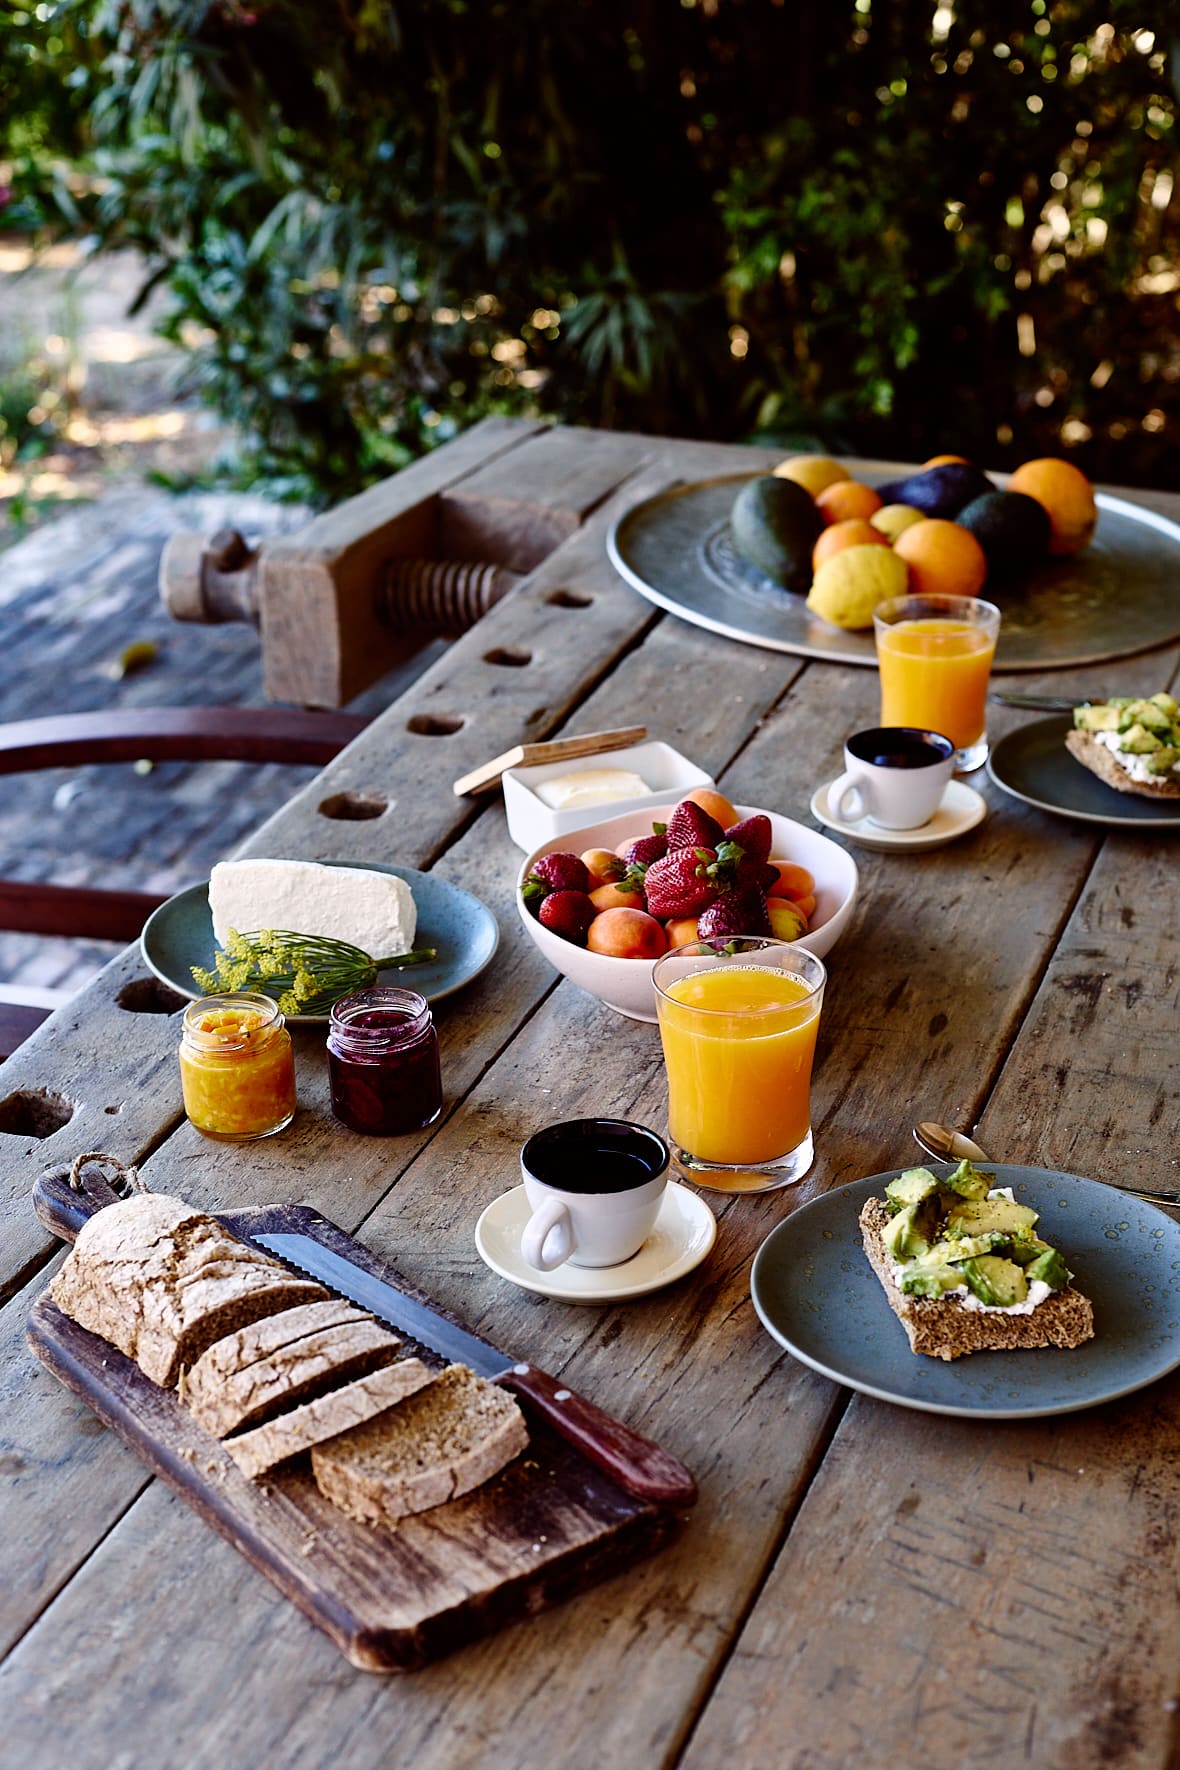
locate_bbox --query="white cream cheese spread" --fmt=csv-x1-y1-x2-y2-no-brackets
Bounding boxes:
535,767,652,810
209,859,417,956
1094,730,1180,784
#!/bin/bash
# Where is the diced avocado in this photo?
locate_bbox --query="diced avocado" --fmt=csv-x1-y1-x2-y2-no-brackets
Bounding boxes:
883,1203,933,1261
1145,746,1180,776
921,1234,1010,1264
945,1197,1039,1238
938,1158,993,1201
901,1265,965,1299
961,1255,1029,1307
1025,1247,1070,1290
1120,698,1173,734
885,1167,941,1209
1150,692,1179,719
1007,1237,1054,1266
1074,704,1120,732
1118,723,1163,755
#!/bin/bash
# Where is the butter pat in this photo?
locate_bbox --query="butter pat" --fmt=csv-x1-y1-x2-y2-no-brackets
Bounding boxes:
535,767,652,811
209,860,416,957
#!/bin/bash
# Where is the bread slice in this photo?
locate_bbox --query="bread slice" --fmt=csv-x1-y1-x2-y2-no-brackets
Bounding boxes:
1065,728,1180,800
860,1197,1095,1360
310,1364,529,1527
50,1193,327,1387
184,1310,405,1437
224,1358,437,1479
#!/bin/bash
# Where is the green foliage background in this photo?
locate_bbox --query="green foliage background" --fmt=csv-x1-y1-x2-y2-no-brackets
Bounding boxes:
3,0,1179,501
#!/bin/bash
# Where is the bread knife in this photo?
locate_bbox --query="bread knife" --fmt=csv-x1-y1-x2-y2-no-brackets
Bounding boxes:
252,1231,697,1509
989,692,1089,711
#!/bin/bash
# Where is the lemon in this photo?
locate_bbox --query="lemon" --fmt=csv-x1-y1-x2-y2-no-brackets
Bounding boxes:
807,544,909,630
871,502,925,541
772,454,846,496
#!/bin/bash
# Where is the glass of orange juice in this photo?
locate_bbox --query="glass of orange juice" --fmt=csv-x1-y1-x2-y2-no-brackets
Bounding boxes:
652,937,826,1191
873,592,1001,772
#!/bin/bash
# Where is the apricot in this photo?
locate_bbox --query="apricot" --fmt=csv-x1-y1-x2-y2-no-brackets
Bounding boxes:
663,917,700,948
590,879,646,913
580,847,624,889
586,907,667,959
767,861,816,902
685,787,739,827
767,898,808,941
793,892,817,920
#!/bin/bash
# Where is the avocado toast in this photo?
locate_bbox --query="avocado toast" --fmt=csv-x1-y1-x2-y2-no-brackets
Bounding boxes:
859,1160,1095,1361
1065,692,1180,800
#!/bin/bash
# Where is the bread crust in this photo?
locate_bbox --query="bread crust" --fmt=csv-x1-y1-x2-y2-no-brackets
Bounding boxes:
1065,728,1180,800
186,1314,404,1437
224,1359,436,1478
860,1198,1094,1361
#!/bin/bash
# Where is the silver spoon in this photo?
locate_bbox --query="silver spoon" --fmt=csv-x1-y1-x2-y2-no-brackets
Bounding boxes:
913,1119,1180,1208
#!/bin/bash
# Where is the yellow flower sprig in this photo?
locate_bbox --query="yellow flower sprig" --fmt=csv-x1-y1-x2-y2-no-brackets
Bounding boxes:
192,928,436,1016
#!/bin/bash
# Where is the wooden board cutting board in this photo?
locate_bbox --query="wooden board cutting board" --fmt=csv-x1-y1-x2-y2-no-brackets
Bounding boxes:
26,1204,683,1672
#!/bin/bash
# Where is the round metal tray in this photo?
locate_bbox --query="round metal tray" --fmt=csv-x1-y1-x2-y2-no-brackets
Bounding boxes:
606,470,1180,672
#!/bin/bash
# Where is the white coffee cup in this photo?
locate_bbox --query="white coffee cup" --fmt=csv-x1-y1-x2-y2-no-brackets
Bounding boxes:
829,727,955,830
519,1118,669,1271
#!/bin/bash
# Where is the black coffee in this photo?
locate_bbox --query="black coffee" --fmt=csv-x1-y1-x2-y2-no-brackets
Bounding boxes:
523,1118,668,1195
848,727,952,770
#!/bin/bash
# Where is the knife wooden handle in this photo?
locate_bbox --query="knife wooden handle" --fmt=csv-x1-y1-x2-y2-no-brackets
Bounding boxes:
501,1363,697,1509
34,1161,131,1243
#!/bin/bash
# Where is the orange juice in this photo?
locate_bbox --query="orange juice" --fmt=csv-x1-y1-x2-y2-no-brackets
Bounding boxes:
656,965,821,1166
876,617,995,750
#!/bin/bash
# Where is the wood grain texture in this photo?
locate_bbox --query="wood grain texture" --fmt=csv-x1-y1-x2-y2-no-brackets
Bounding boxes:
4,429,1180,1769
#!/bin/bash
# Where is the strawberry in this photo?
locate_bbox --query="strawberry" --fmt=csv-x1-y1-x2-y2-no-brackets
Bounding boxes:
643,847,721,919
697,886,772,941
521,851,589,909
665,799,725,851
621,832,668,869
725,815,772,865
538,889,596,945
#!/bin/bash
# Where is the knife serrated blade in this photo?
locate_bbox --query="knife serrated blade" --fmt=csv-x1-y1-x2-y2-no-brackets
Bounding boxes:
251,1229,697,1509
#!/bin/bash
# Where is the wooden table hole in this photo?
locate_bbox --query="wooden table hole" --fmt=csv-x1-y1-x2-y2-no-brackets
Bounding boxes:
116,978,187,1016
406,714,466,737
317,791,389,822
0,1087,77,1139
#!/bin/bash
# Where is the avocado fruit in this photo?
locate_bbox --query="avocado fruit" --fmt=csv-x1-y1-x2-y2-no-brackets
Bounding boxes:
955,490,1051,578
881,463,995,520
885,1168,941,1210
731,475,825,593
882,1202,933,1262
961,1255,1029,1307
945,1197,1039,1237
938,1159,993,1201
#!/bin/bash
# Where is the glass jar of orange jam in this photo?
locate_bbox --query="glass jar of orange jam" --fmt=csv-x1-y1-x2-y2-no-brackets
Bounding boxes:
179,994,297,1141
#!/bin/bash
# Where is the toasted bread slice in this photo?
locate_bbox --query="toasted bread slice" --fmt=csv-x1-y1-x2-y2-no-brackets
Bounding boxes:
1065,729,1180,800
859,1197,1094,1361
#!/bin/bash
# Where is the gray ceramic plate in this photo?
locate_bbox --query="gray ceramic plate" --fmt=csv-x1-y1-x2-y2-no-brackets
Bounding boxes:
988,714,1180,829
750,1165,1180,1418
141,862,499,1023
607,473,1180,672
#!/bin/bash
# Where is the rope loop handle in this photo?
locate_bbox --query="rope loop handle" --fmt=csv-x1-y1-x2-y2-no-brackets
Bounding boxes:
68,1151,147,1197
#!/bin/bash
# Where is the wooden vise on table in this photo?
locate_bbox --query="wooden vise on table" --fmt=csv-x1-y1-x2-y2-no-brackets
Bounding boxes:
158,418,650,709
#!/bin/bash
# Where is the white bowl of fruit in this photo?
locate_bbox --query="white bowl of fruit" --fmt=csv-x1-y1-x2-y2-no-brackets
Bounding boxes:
516,788,859,1022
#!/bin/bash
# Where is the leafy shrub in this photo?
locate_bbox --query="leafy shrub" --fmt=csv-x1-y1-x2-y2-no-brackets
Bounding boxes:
6,1,1179,499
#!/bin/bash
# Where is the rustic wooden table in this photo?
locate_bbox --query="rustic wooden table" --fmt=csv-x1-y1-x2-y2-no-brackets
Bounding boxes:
2,421,1179,1770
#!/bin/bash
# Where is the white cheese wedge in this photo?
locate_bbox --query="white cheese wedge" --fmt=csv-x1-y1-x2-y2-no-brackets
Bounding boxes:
208,860,416,957
535,767,652,810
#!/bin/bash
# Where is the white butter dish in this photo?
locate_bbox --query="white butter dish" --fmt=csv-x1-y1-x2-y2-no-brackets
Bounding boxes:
503,741,714,850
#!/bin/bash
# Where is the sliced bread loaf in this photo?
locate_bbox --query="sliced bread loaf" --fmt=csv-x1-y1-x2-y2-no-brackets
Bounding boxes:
860,1196,1095,1360
224,1358,437,1479
50,1192,327,1387
310,1364,529,1527
185,1313,404,1437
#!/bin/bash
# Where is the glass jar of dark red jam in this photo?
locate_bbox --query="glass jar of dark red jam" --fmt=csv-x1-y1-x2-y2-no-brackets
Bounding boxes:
326,986,442,1135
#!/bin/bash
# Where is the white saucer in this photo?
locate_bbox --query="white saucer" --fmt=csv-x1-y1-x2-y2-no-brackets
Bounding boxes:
810,777,987,852
474,1182,717,1304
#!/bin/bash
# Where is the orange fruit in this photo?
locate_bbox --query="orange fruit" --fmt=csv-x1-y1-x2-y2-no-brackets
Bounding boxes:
1006,457,1097,556
773,454,846,496
815,479,883,525
812,519,889,572
923,453,971,467
892,518,988,597
684,787,739,827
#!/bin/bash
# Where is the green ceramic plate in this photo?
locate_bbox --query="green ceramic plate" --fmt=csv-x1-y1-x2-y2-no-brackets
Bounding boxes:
141,862,499,1023
750,1164,1180,1418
